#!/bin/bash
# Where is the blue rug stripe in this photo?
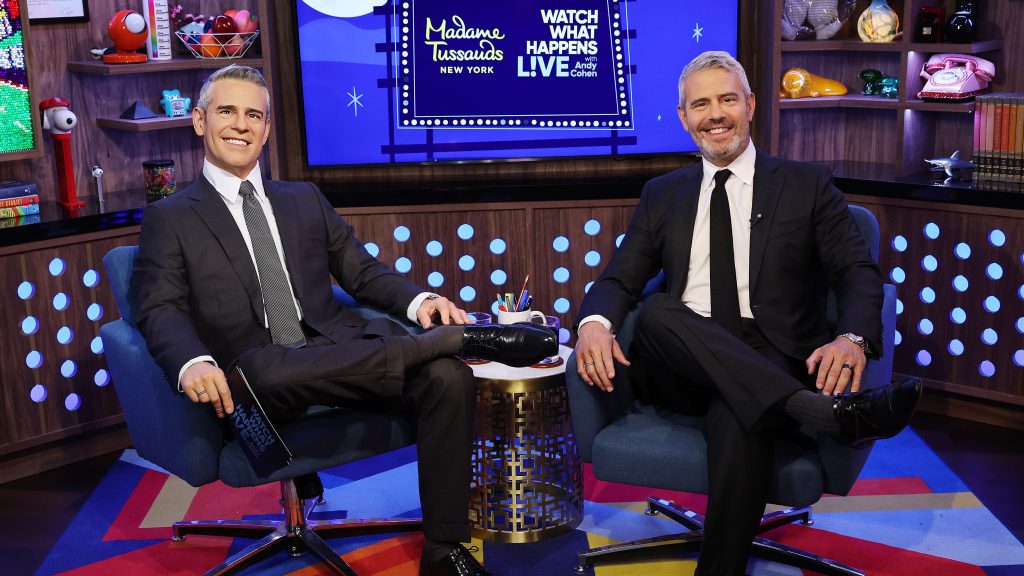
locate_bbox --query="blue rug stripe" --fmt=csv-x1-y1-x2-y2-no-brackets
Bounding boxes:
484,529,593,576
322,444,418,482
861,428,969,493
577,501,683,542
318,462,423,518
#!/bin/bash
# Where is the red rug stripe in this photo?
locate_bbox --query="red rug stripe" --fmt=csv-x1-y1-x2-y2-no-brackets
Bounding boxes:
55,539,232,576
840,476,934,496
583,464,709,512
343,532,424,574
103,469,173,541
185,479,281,521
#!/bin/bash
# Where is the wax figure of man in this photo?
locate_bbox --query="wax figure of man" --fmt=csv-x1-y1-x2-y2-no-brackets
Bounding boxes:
573,51,921,576
130,65,555,576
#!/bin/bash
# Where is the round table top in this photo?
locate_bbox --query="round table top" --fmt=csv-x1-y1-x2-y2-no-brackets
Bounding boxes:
468,345,572,392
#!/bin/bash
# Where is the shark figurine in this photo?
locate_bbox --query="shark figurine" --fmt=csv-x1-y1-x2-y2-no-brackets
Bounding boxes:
925,150,973,179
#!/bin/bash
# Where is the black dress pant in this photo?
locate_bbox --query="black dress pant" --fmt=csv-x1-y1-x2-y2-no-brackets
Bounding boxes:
235,318,476,544
631,293,813,576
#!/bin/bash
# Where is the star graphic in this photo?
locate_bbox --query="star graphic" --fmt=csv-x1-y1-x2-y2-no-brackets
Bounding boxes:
346,86,364,117
692,22,703,42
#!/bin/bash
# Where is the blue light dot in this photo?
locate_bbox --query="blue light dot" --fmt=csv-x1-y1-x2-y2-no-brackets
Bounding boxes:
948,339,964,356
57,327,73,344
457,224,474,240
82,270,100,288
64,393,81,411
459,286,476,302
982,329,998,345
984,296,1001,313
954,243,971,260
953,275,969,292
1020,284,1024,300
584,219,601,236
364,242,380,257
559,328,571,345
552,236,569,252
89,336,104,354
489,238,507,255
395,257,412,273
459,255,475,271
554,298,571,313
30,384,47,403
491,300,501,315
1017,317,1024,333
95,369,110,387
922,255,938,272
989,229,1005,246
53,292,69,311
585,281,594,293
426,240,443,256
615,234,625,247
1014,350,1024,367
979,361,995,377
87,303,103,321
895,299,904,315
919,319,934,335
21,316,38,335
584,251,601,267
61,360,77,378
393,226,411,242
916,350,932,366
920,287,935,303
890,267,905,284
427,272,444,288
986,263,1003,280
49,258,66,276
491,269,507,285
950,307,967,324
924,223,940,239
892,235,908,252
894,330,902,346
553,267,570,284
26,351,42,369
17,281,35,300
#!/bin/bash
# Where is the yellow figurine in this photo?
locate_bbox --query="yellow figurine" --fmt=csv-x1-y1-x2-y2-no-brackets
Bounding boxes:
779,68,848,98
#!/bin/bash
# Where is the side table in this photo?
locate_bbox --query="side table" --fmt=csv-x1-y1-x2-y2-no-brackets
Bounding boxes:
467,345,583,543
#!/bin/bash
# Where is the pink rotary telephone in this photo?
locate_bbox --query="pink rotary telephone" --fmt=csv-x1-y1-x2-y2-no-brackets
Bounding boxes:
918,53,995,101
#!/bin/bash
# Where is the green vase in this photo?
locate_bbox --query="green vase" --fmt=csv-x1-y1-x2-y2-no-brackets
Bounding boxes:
857,0,900,42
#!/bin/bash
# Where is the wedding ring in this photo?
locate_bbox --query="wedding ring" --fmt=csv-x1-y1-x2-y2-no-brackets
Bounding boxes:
196,389,208,396
841,363,854,372
584,362,595,367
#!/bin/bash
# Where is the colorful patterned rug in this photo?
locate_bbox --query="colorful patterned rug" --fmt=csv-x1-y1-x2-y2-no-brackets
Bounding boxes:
34,428,1024,575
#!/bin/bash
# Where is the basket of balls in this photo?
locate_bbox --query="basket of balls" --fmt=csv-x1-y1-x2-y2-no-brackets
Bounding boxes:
175,9,260,59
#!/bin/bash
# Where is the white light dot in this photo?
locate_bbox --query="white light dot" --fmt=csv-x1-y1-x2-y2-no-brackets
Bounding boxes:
552,236,569,252
26,351,43,369
982,328,998,345
57,326,73,344
61,360,77,378
986,263,1003,280
49,258,66,276
65,393,81,411
426,241,443,257
584,251,601,267
21,316,39,335
979,360,995,377
919,319,933,335
954,243,971,259
91,336,104,354
553,267,570,284
459,286,476,302
916,350,932,366
554,298,571,313
989,230,1005,246
892,236,908,252
365,242,380,257
95,369,110,387
984,296,1000,313
82,269,100,287
459,255,475,271
53,292,69,311
18,281,35,300
393,226,411,242
584,220,601,236
491,269,507,285
395,257,412,273
922,255,938,272
87,303,103,321
489,239,507,255
948,339,964,356
924,223,940,239
427,272,444,288
30,384,47,403
457,224,474,240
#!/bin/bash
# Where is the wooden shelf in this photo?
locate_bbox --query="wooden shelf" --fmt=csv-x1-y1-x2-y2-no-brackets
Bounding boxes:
902,99,976,113
778,94,899,110
781,38,1002,54
96,116,194,131
68,56,263,75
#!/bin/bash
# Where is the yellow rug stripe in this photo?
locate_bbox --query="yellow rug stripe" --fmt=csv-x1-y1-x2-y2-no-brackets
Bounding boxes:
140,474,199,528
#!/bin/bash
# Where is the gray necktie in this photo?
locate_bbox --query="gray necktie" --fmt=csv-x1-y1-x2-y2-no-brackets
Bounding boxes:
238,180,305,346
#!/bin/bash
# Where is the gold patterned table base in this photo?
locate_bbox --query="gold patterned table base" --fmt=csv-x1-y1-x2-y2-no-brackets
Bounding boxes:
469,379,583,543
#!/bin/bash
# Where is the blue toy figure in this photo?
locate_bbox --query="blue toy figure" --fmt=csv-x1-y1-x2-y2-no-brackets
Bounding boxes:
880,76,899,98
160,89,192,117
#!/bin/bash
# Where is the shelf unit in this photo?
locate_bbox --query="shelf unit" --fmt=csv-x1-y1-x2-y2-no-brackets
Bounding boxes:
766,0,1002,178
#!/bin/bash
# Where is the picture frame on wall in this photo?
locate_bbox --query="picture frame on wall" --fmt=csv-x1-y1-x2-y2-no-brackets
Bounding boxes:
1,0,44,161
26,0,88,24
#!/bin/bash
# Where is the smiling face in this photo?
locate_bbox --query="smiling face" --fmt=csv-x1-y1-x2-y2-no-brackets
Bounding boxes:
678,67,755,167
192,78,271,178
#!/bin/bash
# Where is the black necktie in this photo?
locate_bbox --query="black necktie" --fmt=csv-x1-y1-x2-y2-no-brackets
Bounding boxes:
238,180,306,346
709,169,742,337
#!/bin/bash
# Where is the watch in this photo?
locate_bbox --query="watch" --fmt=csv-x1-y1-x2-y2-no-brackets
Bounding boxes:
839,332,868,353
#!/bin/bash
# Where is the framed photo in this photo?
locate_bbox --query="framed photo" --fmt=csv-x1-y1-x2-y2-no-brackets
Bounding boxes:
26,0,88,24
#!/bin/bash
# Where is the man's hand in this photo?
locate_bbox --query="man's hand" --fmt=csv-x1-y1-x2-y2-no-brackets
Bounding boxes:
416,295,469,328
805,336,866,396
575,322,630,392
182,362,233,418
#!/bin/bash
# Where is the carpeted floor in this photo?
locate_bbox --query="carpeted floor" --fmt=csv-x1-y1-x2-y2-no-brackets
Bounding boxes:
32,427,1024,576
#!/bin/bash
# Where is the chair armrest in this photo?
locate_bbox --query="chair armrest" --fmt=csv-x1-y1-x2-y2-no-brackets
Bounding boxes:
331,286,421,335
100,320,223,487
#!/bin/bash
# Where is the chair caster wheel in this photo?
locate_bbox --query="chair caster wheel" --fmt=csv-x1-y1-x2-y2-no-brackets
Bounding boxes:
171,535,185,542
574,562,593,574
645,507,659,516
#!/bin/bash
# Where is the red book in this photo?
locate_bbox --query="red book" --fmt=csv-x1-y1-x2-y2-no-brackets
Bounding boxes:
0,194,39,209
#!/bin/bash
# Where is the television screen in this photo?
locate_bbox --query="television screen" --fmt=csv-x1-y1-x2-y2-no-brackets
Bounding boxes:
296,0,737,166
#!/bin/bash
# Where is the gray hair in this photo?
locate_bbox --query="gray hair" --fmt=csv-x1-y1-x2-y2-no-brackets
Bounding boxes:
196,65,270,116
678,51,752,107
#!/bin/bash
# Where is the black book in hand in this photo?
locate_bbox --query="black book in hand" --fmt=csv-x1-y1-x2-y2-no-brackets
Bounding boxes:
226,367,293,477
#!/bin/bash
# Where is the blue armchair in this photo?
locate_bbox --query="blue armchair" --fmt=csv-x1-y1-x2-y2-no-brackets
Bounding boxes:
100,245,422,576
567,205,899,576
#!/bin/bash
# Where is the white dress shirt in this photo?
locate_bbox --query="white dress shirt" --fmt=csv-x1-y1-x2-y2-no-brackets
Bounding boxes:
580,141,758,333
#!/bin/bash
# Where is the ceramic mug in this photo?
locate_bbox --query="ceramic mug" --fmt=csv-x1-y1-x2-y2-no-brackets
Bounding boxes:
497,309,547,325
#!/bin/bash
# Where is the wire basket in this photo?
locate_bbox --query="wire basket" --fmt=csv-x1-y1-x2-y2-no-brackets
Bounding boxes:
174,30,260,59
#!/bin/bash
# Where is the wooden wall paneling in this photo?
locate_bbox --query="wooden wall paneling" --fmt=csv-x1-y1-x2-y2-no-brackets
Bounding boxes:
781,52,902,98
899,109,935,176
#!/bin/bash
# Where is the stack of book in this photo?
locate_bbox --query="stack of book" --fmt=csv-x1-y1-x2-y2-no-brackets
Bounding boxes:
972,93,1024,191
0,180,41,220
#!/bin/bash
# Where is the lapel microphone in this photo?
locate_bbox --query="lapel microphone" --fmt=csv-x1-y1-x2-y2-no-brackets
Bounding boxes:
750,212,764,228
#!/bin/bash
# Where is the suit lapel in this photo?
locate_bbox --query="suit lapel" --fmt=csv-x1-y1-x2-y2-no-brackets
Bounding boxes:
264,180,305,303
667,167,703,298
189,176,266,324
748,154,784,295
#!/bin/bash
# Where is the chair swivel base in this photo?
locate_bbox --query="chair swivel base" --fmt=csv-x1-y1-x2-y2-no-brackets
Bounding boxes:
575,496,863,576
172,479,422,576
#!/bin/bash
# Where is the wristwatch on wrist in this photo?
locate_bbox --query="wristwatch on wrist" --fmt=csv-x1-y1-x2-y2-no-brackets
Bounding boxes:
839,332,868,353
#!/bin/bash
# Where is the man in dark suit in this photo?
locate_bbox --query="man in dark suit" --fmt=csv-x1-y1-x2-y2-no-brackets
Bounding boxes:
573,51,921,576
130,65,554,576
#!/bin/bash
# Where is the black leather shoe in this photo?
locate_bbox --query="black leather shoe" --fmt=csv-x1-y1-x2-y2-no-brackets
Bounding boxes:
460,323,557,367
420,544,491,576
833,378,923,447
